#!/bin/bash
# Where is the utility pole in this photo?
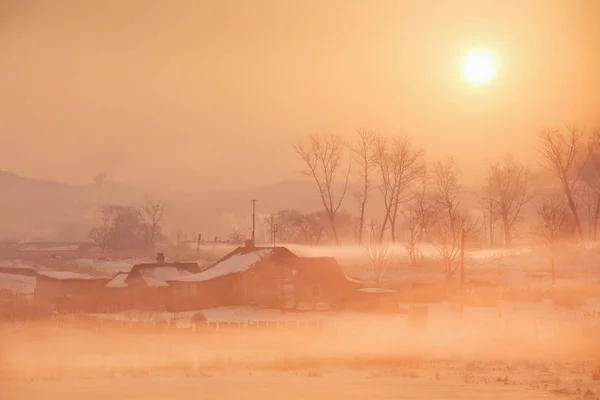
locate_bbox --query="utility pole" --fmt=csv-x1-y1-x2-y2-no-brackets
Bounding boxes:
459,228,466,286
270,215,278,247
458,227,466,318
251,199,258,247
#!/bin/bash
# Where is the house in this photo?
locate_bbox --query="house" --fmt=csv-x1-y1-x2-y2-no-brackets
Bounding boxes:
35,271,110,313
170,245,298,310
169,244,361,311
286,257,362,310
102,258,200,312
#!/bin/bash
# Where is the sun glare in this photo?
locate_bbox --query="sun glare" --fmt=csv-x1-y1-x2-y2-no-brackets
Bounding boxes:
461,49,497,85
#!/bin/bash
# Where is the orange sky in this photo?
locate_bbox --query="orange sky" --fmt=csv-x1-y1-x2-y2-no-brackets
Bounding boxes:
1,0,599,191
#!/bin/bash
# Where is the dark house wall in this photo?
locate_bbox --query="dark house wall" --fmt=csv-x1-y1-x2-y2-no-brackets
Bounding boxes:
289,257,359,310
169,264,283,311
169,255,359,312
98,262,201,312
36,276,110,312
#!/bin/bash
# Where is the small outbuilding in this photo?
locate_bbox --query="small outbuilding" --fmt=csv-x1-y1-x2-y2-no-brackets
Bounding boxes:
35,271,110,313
102,259,200,311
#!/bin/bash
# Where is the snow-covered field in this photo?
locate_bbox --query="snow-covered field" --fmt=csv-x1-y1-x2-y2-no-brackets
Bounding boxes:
0,370,576,400
2,305,600,399
0,272,35,293
22,245,79,251
0,259,41,271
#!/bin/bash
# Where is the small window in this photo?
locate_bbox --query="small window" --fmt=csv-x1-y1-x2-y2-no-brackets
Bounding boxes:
181,284,189,297
189,284,197,297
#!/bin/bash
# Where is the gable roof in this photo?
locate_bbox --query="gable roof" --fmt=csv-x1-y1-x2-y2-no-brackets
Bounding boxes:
176,246,298,283
126,262,201,287
106,272,129,288
289,257,362,284
36,270,101,280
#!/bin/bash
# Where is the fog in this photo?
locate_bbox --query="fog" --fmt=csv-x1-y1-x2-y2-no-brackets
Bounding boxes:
2,311,599,398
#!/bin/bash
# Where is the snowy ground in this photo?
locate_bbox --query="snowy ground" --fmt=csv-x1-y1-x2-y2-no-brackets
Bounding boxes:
0,272,35,294
2,309,600,399
0,370,574,400
21,245,79,251
2,244,599,399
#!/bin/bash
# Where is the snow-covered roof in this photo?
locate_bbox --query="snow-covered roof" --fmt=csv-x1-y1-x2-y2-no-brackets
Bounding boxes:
137,266,196,287
106,272,129,288
358,288,397,294
37,270,99,280
344,273,363,284
178,248,274,283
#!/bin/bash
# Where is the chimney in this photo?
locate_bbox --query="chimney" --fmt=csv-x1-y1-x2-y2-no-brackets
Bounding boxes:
156,253,165,264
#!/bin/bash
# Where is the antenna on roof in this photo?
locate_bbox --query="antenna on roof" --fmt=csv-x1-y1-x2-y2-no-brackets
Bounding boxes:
269,214,278,247
251,199,258,247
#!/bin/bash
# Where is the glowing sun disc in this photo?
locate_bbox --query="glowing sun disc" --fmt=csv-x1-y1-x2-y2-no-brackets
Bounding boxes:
461,49,497,85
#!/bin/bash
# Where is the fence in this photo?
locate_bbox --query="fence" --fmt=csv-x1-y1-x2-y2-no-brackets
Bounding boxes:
47,313,327,334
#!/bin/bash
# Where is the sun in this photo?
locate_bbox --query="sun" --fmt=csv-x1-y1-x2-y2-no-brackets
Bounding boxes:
461,49,497,85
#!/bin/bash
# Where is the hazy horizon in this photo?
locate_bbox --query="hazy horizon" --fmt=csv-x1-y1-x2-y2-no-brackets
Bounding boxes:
2,0,599,191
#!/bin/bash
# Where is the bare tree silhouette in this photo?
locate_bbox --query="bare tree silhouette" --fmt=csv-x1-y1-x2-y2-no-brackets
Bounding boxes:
363,240,396,286
138,196,165,248
402,167,439,265
483,155,535,245
349,128,378,244
538,126,587,239
430,157,477,279
536,195,572,284
294,134,351,244
88,206,114,254
375,135,424,242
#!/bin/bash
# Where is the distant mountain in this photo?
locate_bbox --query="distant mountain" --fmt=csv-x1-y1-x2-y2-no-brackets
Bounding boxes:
0,171,323,241
3,170,538,244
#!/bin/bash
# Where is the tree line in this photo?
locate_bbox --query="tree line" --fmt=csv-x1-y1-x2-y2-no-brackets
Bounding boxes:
282,125,600,265
89,198,165,254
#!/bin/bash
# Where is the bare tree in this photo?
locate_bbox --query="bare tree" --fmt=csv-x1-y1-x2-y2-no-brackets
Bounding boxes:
430,209,478,280
264,209,326,245
402,206,423,267
349,128,378,244
484,155,535,245
432,157,461,228
88,206,114,254
363,240,396,286
536,195,572,285
580,130,600,240
479,182,499,247
574,181,600,240
294,134,351,244
89,204,149,252
375,136,425,242
430,157,477,279
228,229,246,245
402,167,439,265
138,197,165,248
538,126,587,239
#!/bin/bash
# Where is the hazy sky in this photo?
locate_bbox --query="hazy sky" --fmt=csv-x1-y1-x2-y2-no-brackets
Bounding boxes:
1,0,599,191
